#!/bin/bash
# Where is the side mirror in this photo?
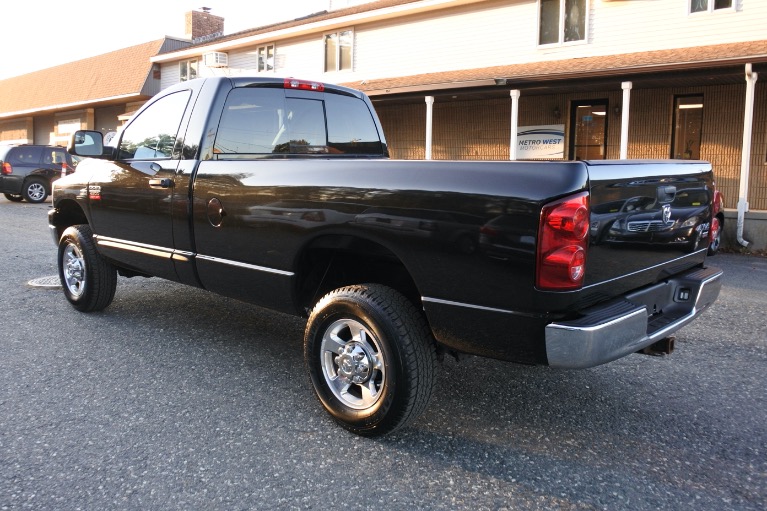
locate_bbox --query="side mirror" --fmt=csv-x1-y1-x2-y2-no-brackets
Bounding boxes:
68,130,108,157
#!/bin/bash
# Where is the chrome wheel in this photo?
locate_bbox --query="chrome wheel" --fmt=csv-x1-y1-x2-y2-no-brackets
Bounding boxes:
321,318,385,410
62,243,86,298
57,225,117,312
305,284,437,436
24,179,48,203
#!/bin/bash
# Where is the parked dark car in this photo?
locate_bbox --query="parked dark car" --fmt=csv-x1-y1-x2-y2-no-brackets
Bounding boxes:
0,144,77,203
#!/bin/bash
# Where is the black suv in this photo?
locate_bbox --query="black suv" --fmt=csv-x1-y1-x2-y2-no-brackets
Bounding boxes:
0,144,77,203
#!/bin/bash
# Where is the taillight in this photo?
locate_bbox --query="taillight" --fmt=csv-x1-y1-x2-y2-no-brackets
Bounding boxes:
536,192,589,290
284,78,325,92
1,162,11,175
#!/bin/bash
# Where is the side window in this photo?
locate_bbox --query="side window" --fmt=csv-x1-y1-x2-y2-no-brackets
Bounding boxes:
257,45,275,73
9,146,43,165
690,0,733,13
539,0,587,46
118,91,192,160
43,148,67,165
324,30,353,72
180,59,198,82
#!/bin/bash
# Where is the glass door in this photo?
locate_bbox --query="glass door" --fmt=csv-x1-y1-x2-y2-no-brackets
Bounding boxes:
671,95,704,159
569,99,608,160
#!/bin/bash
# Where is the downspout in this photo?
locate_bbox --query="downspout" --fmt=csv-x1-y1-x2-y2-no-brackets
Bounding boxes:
509,89,520,160
425,96,434,160
737,64,757,247
619,81,632,159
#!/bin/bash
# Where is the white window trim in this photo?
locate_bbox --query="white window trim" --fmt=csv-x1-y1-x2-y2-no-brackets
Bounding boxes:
256,44,276,73
323,28,354,73
179,59,198,82
537,0,590,48
689,0,737,14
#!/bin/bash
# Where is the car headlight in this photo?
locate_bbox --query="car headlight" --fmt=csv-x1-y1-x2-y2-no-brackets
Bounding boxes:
680,216,699,228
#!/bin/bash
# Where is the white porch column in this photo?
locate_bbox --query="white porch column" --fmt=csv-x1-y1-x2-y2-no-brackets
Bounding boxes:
425,96,434,160
619,81,632,159
509,89,520,160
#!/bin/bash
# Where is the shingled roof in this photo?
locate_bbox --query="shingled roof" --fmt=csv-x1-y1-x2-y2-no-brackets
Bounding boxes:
0,39,172,117
344,39,767,95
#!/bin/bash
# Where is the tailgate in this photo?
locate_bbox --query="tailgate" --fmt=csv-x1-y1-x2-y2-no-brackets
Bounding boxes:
585,159,714,293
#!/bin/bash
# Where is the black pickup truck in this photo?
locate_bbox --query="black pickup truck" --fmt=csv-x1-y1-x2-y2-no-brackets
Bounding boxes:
51,76,723,436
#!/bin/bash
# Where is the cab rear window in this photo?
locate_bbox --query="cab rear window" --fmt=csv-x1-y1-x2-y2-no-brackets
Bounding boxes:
213,88,384,157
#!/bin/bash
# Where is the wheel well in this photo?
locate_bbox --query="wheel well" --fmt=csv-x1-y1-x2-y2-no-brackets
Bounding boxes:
295,235,421,315
50,199,88,241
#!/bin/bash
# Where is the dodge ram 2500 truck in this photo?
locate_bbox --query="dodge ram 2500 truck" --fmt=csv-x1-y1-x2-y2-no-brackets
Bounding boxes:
50,76,723,436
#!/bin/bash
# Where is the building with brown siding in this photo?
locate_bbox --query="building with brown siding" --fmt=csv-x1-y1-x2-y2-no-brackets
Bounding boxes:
1,1,765,250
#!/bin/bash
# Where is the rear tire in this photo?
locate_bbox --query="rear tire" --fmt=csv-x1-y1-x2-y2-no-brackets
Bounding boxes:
58,225,117,312
3,193,23,202
22,178,48,203
304,284,437,436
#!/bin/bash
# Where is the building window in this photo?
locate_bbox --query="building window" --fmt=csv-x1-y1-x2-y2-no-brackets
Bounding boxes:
257,45,275,72
672,95,704,160
690,0,733,13
324,30,353,72
180,59,198,82
539,0,587,46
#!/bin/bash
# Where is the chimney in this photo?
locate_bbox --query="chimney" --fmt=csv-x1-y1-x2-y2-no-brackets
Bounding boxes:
185,7,224,42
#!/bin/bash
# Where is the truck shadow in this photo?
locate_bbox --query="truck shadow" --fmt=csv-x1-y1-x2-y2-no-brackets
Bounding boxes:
59,276,761,508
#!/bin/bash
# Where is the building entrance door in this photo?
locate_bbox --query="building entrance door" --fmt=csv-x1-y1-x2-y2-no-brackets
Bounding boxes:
570,99,608,160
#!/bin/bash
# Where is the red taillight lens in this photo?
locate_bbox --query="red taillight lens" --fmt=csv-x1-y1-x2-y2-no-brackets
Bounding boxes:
284,78,325,92
537,192,589,290
1,162,12,175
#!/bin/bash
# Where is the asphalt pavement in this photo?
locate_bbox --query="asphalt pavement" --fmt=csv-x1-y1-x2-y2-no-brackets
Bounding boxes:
1,196,765,510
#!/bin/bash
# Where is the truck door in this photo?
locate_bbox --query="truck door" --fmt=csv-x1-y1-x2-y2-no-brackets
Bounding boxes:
87,89,193,281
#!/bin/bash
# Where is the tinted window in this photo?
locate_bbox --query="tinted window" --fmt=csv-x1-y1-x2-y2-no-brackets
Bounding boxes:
214,89,287,154
325,94,383,155
8,146,43,165
119,90,191,159
279,98,326,154
213,88,383,157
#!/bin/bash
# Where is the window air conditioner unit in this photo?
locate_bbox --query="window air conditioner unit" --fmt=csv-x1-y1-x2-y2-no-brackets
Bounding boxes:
204,52,228,68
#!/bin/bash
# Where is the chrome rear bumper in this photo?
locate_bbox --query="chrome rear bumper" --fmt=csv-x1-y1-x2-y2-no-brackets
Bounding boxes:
545,265,723,369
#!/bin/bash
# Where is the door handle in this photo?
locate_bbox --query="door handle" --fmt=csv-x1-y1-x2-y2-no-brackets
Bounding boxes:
149,178,173,188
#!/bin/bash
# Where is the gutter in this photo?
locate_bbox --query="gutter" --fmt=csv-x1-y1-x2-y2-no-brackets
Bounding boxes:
737,63,758,248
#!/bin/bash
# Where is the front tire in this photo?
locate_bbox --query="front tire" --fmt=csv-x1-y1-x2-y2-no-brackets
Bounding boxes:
58,225,117,312
22,178,49,203
304,284,437,436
